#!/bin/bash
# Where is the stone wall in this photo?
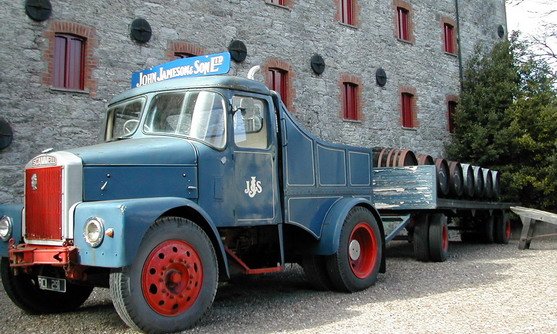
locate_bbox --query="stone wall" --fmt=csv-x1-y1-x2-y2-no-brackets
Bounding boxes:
0,0,507,202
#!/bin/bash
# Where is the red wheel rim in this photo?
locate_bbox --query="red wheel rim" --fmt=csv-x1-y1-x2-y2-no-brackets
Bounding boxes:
442,224,449,252
348,222,378,279
505,220,512,240
142,240,203,316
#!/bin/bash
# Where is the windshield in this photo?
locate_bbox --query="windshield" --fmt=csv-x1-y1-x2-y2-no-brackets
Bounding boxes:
105,98,145,141
143,90,227,149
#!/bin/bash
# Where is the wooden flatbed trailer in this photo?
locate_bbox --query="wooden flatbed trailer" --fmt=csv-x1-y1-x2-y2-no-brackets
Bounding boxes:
373,165,512,262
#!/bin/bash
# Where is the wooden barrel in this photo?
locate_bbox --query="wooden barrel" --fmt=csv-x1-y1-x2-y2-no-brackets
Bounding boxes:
491,170,501,198
460,163,475,198
417,154,434,165
384,148,396,167
396,149,418,166
472,166,484,198
483,169,494,199
376,148,389,167
448,161,464,197
372,147,384,167
434,158,450,196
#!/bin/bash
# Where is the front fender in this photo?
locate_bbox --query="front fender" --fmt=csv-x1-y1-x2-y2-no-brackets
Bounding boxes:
74,197,227,272
313,198,384,256
0,204,23,257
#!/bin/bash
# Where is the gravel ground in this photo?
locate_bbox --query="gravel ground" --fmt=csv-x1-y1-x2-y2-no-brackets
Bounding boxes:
1,232,556,334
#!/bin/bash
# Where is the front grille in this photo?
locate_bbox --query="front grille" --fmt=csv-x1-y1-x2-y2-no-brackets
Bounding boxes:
25,166,63,241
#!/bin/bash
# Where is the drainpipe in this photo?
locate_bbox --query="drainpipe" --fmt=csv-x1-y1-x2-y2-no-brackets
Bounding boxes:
455,0,464,90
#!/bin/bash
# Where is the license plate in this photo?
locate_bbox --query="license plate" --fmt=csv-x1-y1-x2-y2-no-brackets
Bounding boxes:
37,276,67,293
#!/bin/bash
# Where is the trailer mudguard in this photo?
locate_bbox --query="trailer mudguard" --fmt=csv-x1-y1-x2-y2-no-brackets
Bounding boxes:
73,197,228,275
0,204,23,257
313,197,384,256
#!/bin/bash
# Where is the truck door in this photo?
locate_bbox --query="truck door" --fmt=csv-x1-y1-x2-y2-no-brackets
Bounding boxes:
231,95,279,225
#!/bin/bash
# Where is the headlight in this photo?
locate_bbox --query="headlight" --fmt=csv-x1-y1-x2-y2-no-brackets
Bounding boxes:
0,216,13,241
84,217,105,248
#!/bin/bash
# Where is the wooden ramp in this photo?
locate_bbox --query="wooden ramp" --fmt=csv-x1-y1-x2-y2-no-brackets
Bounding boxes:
511,206,557,250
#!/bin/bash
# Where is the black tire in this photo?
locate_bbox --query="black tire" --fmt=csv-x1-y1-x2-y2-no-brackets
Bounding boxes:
428,213,449,262
325,207,382,292
480,215,495,243
413,215,430,262
494,213,511,244
1,258,93,314
302,255,333,291
110,217,218,333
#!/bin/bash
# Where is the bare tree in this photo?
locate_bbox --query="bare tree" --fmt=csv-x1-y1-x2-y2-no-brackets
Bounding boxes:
506,0,557,70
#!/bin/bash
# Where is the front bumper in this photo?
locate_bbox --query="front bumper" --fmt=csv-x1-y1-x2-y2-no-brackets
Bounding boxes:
9,243,77,267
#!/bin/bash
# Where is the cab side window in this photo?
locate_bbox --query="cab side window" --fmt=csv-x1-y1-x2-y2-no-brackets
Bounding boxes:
232,96,268,149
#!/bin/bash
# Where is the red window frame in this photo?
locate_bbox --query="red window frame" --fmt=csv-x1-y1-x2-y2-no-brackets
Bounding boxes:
340,0,354,25
444,23,455,54
343,82,358,120
269,68,288,104
448,101,457,133
401,93,414,128
397,7,409,41
54,34,85,90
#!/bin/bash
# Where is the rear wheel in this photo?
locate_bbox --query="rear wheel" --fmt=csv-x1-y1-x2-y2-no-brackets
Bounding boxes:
428,213,449,262
326,207,382,292
413,215,430,262
494,213,512,244
0,258,93,314
480,216,495,243
110,217,218,333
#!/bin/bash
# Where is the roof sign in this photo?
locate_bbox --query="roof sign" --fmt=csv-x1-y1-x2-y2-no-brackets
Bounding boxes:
131,52,231,88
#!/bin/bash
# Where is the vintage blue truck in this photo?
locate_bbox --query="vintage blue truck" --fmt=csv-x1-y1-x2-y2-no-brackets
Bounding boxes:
0,53,511,333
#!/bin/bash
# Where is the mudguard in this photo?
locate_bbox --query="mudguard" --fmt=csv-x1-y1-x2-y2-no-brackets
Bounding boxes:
312,198,385,264
0,204,23,258
73,197,229,275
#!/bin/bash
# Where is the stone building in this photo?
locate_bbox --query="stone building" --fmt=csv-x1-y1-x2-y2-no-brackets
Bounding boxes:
0,0,507,202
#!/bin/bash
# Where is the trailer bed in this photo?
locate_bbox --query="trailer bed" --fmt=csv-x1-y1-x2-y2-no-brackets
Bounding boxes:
372,165,511,212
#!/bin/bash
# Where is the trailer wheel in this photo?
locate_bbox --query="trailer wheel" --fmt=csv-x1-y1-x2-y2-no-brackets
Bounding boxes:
413,215,430,262
326,207,382,292
480,215,495,243
494,213,511,244
428,213,449,262
302,255,333,291
110,217,218,333
0,258,93,314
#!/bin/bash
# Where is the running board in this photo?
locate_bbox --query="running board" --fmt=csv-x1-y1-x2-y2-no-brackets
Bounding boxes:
224,247,284,275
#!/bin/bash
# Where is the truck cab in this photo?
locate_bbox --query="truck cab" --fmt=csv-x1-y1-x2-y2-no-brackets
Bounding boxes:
0,53,384,333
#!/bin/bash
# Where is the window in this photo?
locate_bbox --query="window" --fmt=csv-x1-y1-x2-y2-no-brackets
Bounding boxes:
232,96,268,149
343,82,358,120
54,34,85,90
397,7,409,41
444,23,455,54
401,93,414,128
269,68,288,105
448,100,457,133
143,91,227,149
268,0,285,5
105,98,146,141
340,0,355,26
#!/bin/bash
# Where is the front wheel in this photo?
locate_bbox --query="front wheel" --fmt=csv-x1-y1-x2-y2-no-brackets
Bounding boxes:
110,217,218,333
326,207,382,292
1,258,93,314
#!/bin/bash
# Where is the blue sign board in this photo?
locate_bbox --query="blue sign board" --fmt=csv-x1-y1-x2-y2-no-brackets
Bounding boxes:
131,52,231,88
